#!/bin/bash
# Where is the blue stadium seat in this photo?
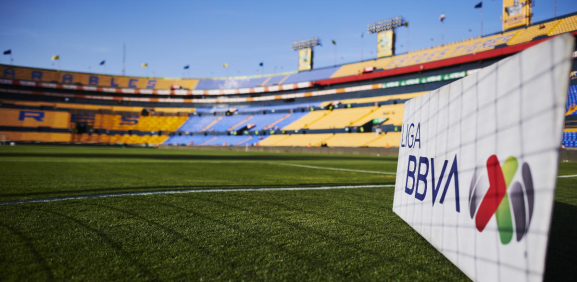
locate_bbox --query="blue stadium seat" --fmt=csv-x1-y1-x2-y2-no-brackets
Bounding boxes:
263,75,287,86
236,102,321,113
274,112,307,129
244,113,285,131
195,77,269,90
193,66,338,90
281,66,339,84
208,115,250,131
567,85,577,114
178,116,220,132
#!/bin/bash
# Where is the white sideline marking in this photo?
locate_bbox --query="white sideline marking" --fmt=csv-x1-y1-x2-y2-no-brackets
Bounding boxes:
0,159,571,177
0,159,255,164
271,162,396,175
0,159,397,175
0,184,394,206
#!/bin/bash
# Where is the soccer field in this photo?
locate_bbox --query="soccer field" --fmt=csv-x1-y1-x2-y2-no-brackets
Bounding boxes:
0,145,575,281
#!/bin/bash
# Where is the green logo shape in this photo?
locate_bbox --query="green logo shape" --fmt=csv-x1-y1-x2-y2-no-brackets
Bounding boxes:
495,156,518,244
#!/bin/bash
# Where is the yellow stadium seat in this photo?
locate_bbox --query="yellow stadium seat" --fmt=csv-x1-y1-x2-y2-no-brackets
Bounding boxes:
283,111,329,130
320,92,426,107
0,131,71,143
92,115,188,132
308,107,377,129
257,135,290,146
324,133,381,147
260,133,334,147
548,15,577,36
507,20,561,46
0,99,195,115
330,30,517,79
365,132,402,147
352,104,405,126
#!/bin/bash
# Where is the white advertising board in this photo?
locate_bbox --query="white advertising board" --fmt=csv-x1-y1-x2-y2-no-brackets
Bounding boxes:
392,34,574,282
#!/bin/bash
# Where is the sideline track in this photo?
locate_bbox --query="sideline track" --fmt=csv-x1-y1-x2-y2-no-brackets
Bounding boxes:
0,184,395,206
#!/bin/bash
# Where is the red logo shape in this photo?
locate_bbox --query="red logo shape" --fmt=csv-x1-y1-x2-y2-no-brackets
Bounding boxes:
475,155,507,232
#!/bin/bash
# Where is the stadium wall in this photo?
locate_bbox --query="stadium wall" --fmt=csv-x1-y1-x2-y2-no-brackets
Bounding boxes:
0,14,574,93
161,144,401,157
0,65,199,90
159,145,577,162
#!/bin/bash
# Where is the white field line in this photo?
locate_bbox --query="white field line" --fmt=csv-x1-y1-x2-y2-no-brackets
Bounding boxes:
1,159,574,177
0,159,397,175
0,184,394,206
0,159,256,164
270,162,397,175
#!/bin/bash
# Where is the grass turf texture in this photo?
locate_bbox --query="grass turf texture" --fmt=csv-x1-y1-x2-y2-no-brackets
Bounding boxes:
0,145,575,281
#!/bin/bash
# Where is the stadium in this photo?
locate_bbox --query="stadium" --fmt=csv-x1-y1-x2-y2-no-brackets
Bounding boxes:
1,1,576,281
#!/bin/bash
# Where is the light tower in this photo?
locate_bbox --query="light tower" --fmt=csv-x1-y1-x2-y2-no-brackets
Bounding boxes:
367,16,406,58
291,37,321,71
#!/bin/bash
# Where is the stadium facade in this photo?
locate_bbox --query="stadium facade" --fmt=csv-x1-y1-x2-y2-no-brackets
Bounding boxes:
1,13,576,148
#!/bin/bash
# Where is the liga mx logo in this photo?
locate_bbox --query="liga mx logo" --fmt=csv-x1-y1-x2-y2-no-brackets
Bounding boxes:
468,155,535,244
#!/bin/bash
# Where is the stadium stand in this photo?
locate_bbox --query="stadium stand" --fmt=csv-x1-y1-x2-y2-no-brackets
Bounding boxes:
164,135,262,146
72,133,169,145
328,31,518,79
263,112,308,130
507,19,562,46
178,115,221,132
0,65,200,89
0,131,71,142
195,77,269,90
351,104,405,126
1,14,575,97
205,114,252,132
0,101,193,144
258,133,334,147
282,110,328,130
364,132,402,147
236,102,321,112
279,104,404,131
0,99,195,113
0,108,70,129
566,85,577,115
306,107,378,129
262,75,286,86
320,92,426,107
98,115,188,132
563,130,577,148
164,135,215,146
324,133,381,147
203,135,260,146
281,66,340,84
1,14,576,148
240,113,286,131
319,132,403,147
549,15,577,36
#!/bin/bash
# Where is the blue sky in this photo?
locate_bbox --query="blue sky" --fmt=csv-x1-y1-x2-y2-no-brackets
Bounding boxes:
1,0,575,79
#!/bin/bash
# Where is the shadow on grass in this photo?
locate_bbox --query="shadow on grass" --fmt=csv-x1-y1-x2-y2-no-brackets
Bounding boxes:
19,206,158,280
0,152,393,162
0,182,393,200
544,201,577,281
0,222,54,281
100,196,351,277
77,202,238,270
185,193,463,279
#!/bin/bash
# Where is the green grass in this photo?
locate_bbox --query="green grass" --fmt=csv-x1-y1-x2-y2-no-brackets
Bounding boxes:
0,145,575,281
